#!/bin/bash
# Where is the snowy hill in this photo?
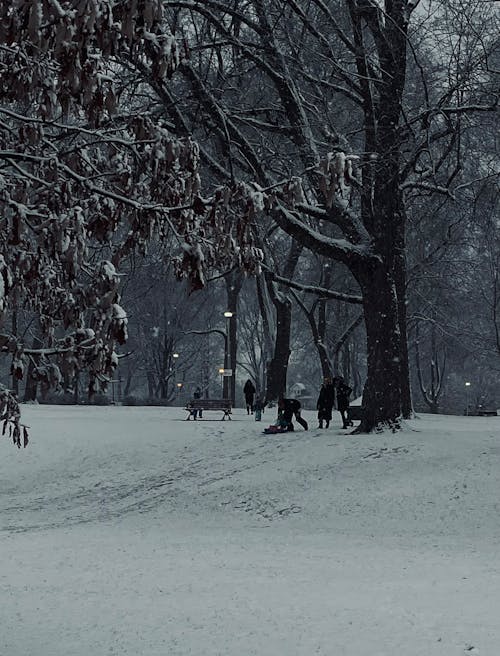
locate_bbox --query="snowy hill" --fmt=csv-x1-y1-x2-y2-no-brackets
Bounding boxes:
1,405,499,655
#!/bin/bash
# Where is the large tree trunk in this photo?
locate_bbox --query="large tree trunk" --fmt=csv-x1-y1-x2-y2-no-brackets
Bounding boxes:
264,240,302,403
265,294,292,403
395,214,413,418
255,274,274,395
317,275,333,379
316,335,332,380
355,263,404,431
348,0,411,430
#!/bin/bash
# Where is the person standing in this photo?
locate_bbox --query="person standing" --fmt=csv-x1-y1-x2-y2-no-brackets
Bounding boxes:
316,377,336,428
193,385,202,419
278,397,308,431
335,377,353,428
243,379,256,414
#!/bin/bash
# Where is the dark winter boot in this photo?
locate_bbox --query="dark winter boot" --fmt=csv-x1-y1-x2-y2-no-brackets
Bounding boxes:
318,421,323,429
325,421,329,428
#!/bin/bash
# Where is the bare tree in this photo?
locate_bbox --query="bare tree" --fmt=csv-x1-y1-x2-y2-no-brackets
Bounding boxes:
414,319,447,414
155,0,497,430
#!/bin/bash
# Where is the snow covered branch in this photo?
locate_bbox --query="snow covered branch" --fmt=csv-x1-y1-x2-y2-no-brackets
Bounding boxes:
273,204,375,266
262,266,363,304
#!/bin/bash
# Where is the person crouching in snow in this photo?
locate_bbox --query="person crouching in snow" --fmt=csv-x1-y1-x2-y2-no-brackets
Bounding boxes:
263,409,289,434
278,397,308,431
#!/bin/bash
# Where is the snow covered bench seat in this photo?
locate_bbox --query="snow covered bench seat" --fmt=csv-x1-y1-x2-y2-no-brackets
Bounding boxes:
185,399,232,421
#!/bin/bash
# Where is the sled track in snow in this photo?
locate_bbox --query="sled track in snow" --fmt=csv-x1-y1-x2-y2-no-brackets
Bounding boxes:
0,436,309,533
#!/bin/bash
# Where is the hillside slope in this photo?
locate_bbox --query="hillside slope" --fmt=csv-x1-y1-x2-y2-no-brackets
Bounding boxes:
1,406,499,655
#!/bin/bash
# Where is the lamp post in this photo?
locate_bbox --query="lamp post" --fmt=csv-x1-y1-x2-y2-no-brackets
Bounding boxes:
223,311,233,402
218,367,225,396
465,381,471,416
172,353,179,404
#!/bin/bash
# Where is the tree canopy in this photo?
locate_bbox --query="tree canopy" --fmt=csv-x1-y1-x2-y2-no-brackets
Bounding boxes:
0,0,498,441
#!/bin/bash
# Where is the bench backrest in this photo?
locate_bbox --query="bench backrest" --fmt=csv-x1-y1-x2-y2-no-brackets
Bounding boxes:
188,399,231,409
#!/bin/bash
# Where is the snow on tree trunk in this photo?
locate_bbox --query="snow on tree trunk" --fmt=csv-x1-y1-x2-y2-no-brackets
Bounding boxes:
356,264,404,431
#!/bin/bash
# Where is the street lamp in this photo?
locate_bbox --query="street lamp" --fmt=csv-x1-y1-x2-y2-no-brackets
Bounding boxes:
218,367,225,396
465,381,471,416
223,311,233,403
172,353,180,404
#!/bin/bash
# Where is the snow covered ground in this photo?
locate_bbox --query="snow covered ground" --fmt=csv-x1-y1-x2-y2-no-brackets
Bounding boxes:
1,405,499,656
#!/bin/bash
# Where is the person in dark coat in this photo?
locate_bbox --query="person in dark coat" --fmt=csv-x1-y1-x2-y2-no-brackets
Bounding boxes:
316,377,336,428
191,386,202,418
335,377,353,428
243,379,256,414
278,397,308,431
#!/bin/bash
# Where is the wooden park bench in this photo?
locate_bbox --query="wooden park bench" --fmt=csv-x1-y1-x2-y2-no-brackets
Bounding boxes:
185,398,232,421
475,408,498,417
